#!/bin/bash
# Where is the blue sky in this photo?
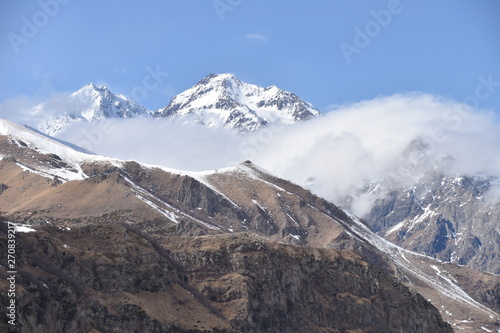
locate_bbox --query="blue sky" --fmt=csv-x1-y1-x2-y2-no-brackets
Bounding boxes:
1,0,499,112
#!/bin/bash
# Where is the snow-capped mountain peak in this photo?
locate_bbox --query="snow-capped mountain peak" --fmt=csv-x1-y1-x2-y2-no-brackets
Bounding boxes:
26,74,320,136
155,73,321,132
32,83,152,136
67,83,151,121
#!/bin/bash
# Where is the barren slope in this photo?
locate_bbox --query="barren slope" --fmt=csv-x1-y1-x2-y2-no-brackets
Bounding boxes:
0,118,498,332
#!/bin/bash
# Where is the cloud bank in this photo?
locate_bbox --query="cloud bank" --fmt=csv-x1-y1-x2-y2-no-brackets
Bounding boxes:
57,118,243,172
251,93,500,213
3,92,499,213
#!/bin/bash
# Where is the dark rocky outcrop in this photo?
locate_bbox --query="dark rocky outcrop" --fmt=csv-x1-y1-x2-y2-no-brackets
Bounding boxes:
0,223,452,333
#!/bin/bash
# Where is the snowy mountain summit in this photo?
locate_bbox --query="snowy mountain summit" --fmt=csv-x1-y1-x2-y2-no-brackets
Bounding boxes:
69,83,150,121
33,83,151,136
155,73,321,132
29,74,320,135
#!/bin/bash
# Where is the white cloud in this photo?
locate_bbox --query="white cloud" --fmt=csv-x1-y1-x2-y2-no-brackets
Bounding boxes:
244,32,268,42
57,118,243,172
249,93,500,212
5,91,500,212
0,92,89,135
0,95,40,122
66,94,499,205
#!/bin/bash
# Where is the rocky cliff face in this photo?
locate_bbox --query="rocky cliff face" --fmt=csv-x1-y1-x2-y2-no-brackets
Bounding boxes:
0,222,452,333
0,221,230,333
356,172,500,274
165,233,452,333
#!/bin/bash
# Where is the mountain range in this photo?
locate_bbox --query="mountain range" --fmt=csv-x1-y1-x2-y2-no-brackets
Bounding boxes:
1,74,499,332
0,118,498,332
11,74,500,274
30,73,320,135
154,73,320,131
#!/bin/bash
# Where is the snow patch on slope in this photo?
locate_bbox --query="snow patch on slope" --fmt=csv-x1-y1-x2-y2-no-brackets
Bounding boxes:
1,118,121,165
343,210,499,321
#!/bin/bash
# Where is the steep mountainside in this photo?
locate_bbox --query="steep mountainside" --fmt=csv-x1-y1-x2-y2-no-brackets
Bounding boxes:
26,80,498,278
31,83,151,136
0,119,498,332
341,140,500,275
361,173,500,274
0,224,453,333
154,73,320,132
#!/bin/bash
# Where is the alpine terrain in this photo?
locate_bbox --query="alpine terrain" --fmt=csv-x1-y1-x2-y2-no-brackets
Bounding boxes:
28,74,320,137
341,139,500,275
31,83,151,136
154,73,321,132
0,118,498,332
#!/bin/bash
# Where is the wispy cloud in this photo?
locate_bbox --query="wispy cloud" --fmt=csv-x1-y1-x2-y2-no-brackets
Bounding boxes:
30,62,57,96
0,95,41,122
115,67,129,74
244,32,268,43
